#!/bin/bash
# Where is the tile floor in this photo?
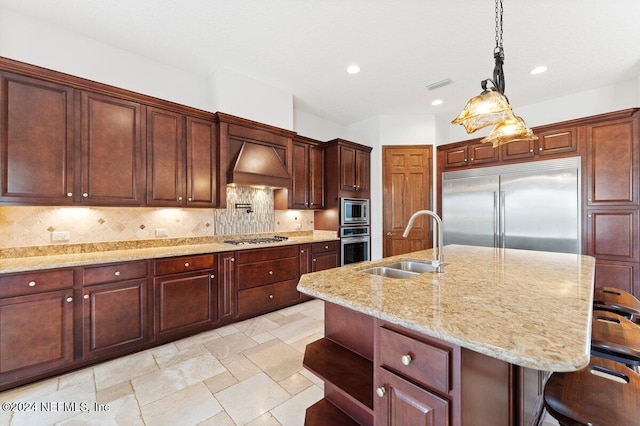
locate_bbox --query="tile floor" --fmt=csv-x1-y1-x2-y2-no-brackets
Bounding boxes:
0,298,562,426
0,299,325,426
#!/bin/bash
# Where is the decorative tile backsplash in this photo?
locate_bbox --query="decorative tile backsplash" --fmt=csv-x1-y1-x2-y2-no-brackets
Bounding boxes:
0,186,316,249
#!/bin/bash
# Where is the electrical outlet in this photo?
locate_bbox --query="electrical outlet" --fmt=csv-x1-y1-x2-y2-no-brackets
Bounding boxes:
155,228,168,238
51,231,70,242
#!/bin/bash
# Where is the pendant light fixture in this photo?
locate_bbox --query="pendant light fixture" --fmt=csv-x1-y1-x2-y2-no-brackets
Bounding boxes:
451,0,537,147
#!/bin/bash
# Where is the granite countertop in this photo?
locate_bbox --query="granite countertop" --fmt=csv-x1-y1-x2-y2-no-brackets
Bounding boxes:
0,232,339,274
297,244,596,372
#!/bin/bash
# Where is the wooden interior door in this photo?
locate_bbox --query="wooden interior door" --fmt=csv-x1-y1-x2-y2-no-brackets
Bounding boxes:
382,146,432,257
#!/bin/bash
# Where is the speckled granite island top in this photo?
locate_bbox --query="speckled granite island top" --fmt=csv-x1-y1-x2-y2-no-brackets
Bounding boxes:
297,244,596,372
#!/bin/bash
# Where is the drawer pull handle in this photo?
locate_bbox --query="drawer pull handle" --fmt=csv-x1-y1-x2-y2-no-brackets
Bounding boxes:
82,192,88,198
184,262,190,267
401,354,413,365
325,245,329,249
269,294,274,299
376,386,386,398
83,294,89,300
269,271,273,275
114,271,121,276
28,281,36,287
66,297,73,303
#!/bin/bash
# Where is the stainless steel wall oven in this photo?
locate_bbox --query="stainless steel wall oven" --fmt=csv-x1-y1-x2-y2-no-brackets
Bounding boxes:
340,226,370,266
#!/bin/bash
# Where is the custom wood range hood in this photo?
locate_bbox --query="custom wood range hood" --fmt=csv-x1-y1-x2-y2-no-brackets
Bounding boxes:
229,141,291,188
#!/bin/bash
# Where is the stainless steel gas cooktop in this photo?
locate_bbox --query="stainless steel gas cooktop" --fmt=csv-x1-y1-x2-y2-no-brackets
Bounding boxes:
223,235,289,245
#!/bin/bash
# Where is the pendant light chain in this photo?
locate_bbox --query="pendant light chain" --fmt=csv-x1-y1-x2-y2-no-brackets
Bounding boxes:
495,0,504,50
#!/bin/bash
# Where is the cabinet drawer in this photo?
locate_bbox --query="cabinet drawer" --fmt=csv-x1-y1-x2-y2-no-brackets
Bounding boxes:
0,269,74,298
83,261,148,285
154,254,215,275
236,246,298,263
238,257,299,289
378,326,451,394
312,241,339,254
237,279,300,317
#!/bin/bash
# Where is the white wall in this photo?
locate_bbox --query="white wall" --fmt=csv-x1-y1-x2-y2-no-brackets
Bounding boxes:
293,109,347,141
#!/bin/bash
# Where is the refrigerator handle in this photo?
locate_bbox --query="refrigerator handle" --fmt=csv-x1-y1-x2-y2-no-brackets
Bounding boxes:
500,191,506,248
493,192,499,247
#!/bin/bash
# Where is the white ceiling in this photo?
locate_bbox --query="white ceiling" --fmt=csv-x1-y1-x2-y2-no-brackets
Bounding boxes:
1,0,639,126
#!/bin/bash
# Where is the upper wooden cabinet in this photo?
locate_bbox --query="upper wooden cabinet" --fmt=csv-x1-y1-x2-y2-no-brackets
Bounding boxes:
324,139,372,205
0,72,75,204
146,107,217,207
276,135,325,210
441,140,499,169
80,91,143,205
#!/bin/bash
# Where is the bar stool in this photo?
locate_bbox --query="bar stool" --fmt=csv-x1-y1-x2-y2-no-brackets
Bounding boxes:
593,287,640,323
591,309,640,373
543,357,640,426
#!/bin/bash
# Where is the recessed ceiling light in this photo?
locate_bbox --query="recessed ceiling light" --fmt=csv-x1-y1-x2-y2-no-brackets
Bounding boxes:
529,66,547,75
431,99,444,106
347,65,360,74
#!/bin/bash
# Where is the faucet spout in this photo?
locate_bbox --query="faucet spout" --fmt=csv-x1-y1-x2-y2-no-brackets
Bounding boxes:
402,210,444,273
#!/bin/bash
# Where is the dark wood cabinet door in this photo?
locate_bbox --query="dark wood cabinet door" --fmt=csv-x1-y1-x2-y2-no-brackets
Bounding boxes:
442,146,469,169
586,209,639,263
299,244,311,276
0,72,75,204
291,142,310,209
312,251,339,272
217,252,237,324
340,145,357,192
80,91,143,205
146,107,184,206
375,368,450,426
355,149,370,194
0,289,74,377
154,271,214,339
469,142,499,166
82,279,147,358
186,116,216,207
586,117,639,205
594,260,639,298
501,139,536,161
536,127,578,157
518,367,547,426
309,144,325,208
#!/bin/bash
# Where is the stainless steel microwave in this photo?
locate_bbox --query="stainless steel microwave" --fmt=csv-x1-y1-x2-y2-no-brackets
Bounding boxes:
340,198,370,226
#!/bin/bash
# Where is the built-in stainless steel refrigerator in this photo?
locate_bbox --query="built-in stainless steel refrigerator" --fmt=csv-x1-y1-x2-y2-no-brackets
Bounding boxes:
442,157,581,254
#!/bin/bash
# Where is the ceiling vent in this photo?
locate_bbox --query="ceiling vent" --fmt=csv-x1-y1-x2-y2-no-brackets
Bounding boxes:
426,78,453,91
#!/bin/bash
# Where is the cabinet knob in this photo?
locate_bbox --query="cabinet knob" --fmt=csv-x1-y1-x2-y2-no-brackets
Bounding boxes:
210,274,215,279
185,262,190,267
188,197,192,202
83,294,89,300
588,198,592,202
178,196,183,201
539,147,543,151
82,192,88,198
376,386,387,398
230,258,235,262
28,281,36,287
313,258,317,262
529,149,533,153
269,294,274,299
401,354,413,365
269,271,273,275
66,297,73,303
66,192,73,197
114,271,121,276
353,184,357,189
325,245,329,249
464,158,468,162
301,250,305,253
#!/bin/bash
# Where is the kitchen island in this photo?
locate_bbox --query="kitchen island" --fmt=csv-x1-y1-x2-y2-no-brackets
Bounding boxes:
297,244,596,425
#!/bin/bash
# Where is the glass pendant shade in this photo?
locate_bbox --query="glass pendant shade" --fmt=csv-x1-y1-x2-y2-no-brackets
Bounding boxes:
481,114,538,147
451,90,512,133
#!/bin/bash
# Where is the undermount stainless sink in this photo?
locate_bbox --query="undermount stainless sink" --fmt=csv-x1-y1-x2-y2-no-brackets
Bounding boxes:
382,261,438,273
360,260,439,279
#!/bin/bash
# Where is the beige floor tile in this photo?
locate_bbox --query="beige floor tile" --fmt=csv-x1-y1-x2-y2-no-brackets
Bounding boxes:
268,316,323,344
198,410,236,426
300,368,325,389
58,394,144,425
0,376,59,403
234,316,280,337
133,353,225,406
270,312,307,327
93,350,158,390
150,342,179,358
173,328,222,350
215,324,240,337
96,381,134,405
278,372,313,395
288,331,324,354
245,412,283,426
140,382,222,426
203,371,238,394
251,331,278,344
204,331,257,359
299,299,324,321
220,353,262,381
271,385,323,426
243,339,304,382
215,372,290,425
57,369,94,390
153,343,210,369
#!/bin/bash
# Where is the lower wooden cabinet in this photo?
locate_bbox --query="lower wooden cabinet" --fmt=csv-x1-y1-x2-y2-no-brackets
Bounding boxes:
311,241,340,271
0,289,74,377
217,251,238,324
82,279,148,358
153,254,216,340
237,280,300,317
376,368,449,425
